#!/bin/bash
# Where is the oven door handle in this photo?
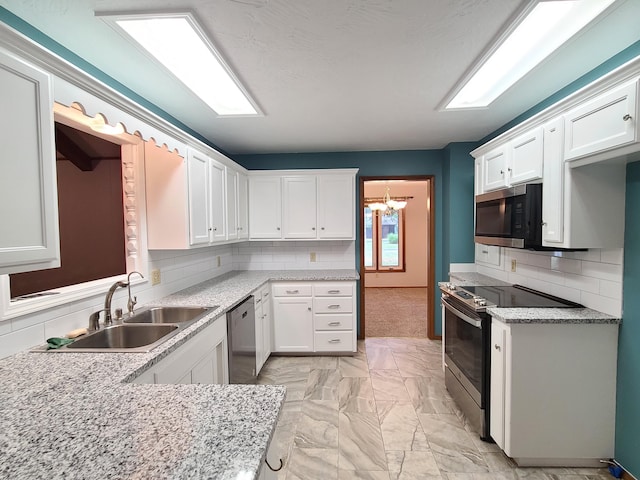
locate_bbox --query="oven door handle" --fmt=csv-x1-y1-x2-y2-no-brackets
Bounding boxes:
442,298,483,328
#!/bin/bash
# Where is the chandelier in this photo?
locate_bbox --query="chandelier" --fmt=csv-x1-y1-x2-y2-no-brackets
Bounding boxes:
366,187,409,215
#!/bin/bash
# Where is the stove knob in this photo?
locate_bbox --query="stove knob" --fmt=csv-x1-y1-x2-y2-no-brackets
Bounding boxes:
477,300,487,306
447,283,457,290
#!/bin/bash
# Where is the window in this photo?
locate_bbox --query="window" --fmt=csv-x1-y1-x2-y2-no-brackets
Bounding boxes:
0,102,146,319
364,207,405,272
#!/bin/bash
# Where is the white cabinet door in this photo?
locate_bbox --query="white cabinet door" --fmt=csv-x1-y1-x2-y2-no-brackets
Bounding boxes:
254,294,265,374
317,175,354,239
482,146,509,192
249,176,282,239
209,159,227,242
262,295,272,362
272,297,313,352
474,157,483,196
0,49,60,274
542,118,565,244
490,320,508,450
237,172,249,239
226,169,238,240
509,127,543,185
187,149,211,246
283,176,317,239
564,80,638,161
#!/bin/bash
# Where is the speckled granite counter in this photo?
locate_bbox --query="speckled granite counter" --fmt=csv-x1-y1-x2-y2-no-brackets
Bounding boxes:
0,269,358,479
447,271,511,287
445,271,620,325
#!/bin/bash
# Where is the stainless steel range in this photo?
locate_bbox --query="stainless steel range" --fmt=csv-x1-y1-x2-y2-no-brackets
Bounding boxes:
439,283,581,441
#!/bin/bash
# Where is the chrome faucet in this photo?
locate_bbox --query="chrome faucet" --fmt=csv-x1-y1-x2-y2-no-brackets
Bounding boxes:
104,280,129,325
126,271,144,314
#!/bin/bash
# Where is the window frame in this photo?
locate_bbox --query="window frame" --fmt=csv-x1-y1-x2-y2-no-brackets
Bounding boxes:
0,103,148,321
364,207,406,273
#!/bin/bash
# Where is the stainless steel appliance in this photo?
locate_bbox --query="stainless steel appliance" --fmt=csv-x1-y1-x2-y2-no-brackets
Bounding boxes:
227,296,257,384
475,184,543,249
440,283,581,441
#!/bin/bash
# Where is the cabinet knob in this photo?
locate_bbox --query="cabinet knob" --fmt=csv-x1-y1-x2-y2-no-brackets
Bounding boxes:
494,344,501,351
312,227,316,231
507,167,512,172
500,170,504,175
307,307,311,311
623,114,632,121
541,221,547,226
321,227,325,230
209,228,212,231
277,227,281,231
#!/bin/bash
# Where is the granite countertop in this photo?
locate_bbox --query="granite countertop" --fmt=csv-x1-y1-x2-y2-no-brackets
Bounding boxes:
0,269,358,479
445,272,620,325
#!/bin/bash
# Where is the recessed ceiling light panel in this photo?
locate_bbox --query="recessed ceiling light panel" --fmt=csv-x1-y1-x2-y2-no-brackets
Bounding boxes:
443,0,617,110
98,12,261,116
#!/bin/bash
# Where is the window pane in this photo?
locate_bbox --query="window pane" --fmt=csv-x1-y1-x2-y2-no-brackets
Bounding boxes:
364,207,374,268
381,211,400,268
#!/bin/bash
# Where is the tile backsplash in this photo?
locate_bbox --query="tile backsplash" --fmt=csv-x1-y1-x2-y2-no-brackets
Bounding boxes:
232,241,356,271
477,247,623,317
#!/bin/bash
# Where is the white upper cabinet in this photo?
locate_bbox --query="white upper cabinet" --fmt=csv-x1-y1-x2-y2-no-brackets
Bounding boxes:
146,145,248,249
249,176,282,239
481,128,543,192
226,168,238,241
209,159,227,242
509,127,543,185
187,149,211,246
474,157,483,196
0,48,60,274
541,118,565,244
317,175,354,239
564,80,638,162
283,176,318,239
482,145,510,191
237,172,249,239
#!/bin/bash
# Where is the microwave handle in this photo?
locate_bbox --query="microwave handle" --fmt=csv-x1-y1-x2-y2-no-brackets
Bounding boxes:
442,298,483,328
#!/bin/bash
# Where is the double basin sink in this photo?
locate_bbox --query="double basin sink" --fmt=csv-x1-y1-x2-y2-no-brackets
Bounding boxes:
60,306,217,353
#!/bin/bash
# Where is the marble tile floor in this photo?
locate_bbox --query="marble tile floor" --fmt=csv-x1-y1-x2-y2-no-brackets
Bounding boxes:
257,337,613,480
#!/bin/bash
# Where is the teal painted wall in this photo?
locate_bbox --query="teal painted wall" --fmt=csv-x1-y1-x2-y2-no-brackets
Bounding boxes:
235,150,463,336
617,161,640,475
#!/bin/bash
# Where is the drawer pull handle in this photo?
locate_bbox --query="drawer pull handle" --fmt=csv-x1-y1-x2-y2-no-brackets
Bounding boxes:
328,290,341,294
264,292,270,297
623,114,632,121
286,290,299,294
328,304,341,309
328,321,342,326
494,344,501,351
328,339,341,344
256,298,262,304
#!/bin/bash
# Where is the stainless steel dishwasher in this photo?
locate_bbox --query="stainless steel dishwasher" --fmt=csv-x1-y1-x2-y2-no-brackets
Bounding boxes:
226,296,257,384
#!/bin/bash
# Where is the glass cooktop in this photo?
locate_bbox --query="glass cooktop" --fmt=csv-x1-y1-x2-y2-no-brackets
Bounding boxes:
461,285,582,308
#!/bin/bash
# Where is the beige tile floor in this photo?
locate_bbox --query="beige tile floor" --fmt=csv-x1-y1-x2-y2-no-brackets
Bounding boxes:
258,337,612,480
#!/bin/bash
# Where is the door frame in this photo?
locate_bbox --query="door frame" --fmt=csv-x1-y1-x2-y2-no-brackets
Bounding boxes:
359,175,437,340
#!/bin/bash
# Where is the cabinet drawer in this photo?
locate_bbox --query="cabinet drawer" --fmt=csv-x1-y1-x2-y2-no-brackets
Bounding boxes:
313,297,353,313
272,284,312,297
314,314,353,330
314,331,354,352
314,284,353,296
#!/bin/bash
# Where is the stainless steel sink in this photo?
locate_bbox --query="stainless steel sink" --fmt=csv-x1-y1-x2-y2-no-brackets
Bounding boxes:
123,306,213,324
66,324,180,352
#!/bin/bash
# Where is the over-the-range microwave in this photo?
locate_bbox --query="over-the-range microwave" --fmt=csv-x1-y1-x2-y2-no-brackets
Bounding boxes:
474,184,544,249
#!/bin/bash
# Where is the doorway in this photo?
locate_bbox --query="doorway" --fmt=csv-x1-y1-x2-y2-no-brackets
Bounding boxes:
359,176,436,339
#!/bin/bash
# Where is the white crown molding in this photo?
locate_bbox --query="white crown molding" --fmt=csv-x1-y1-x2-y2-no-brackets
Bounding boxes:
249,168,360,176
471,54,640,158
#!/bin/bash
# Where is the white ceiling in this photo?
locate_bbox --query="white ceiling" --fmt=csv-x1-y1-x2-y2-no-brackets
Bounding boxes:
3,0,640,155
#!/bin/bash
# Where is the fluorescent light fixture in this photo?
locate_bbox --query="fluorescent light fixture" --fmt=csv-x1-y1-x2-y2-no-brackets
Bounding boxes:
444,0,616,110
100,12,259,116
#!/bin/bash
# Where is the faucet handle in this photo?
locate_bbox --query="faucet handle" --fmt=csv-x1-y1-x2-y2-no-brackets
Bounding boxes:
127,295,138,314
89,309,105,331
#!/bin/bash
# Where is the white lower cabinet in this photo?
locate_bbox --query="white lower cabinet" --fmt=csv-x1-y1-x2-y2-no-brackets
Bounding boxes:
475,243,501,267
254,284,272,374
490,318,618,466
132,316,228,385
272,281,357,353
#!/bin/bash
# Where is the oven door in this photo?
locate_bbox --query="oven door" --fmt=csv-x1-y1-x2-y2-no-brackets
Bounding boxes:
443,297,487,407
